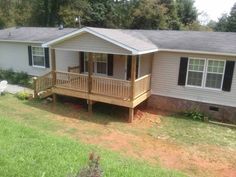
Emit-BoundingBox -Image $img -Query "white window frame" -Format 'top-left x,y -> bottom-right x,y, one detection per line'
204,59 -> 226,90
185,57 -> 226,91
84,53 -> 108,76
32,46 -> 46,68
186,57 -> 206,88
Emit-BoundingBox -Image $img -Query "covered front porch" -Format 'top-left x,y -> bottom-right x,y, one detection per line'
34,27 -> 155,122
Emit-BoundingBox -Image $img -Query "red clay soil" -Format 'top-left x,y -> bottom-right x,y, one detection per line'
52,108 -> 236,177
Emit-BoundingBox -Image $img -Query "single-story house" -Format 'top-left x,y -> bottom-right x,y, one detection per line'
0,26 -> 236,123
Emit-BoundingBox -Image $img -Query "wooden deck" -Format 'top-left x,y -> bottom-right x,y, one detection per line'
34,71 -> 151,109
34,51 -> 151,122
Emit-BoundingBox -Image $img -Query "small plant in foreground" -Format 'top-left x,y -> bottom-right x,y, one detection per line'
71,153 -> 103,177
184,109 -> 204,121
16,91 -> 31,100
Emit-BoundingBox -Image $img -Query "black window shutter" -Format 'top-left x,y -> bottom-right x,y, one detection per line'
44,48 -> 50,68
136,56 -> 139,79
108,54 -> 114,76
222,61 -> 235,92
178,57 -> 188,86
80,52 -> 84,73
28,46 -> 32,66
126,56 -> 132,80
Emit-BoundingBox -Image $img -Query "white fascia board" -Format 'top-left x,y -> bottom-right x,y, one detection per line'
135,48 -> 158,55
158,48 -> 236,57
53,47 -> 132,55
42,28 -> 86,47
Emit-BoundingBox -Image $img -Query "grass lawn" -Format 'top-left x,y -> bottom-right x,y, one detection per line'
0,94 -> 185,177
149,115 -> 236,148
0,94 -> 236,177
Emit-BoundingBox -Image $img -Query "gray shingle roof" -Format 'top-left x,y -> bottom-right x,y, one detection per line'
0,27 -> 77,43
87,27 -> 236,55
87,27 -> 157,53
1,26 -> 236,55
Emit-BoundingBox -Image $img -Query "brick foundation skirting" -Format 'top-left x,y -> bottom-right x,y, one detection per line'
147,95 -> 236,124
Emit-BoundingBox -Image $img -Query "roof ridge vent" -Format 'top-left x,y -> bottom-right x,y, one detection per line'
59,24 -> 64,30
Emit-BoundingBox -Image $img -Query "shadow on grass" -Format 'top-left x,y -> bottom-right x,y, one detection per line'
23,95 -> 129,125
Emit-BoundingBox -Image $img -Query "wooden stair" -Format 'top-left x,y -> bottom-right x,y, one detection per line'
37,88 -> 53,99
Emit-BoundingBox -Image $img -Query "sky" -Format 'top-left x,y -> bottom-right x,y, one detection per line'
194,0 -> 236,23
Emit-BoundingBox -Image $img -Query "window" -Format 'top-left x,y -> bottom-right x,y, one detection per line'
187,58 -> 205,87
205,60 -> 225,89
84,53 -> 108,75
95,54 -> 107,74
186,58 -> 226,90
32,47 -> 45,67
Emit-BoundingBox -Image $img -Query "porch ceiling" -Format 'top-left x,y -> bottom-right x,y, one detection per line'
42,27 -> 158,55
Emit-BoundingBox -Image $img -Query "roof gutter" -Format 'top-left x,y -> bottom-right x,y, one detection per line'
0,39 -> 43,44
158,48 -> 236,57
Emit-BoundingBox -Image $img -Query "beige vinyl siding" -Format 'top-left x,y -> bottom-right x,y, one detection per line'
152,52 -> 236,107
53,32 -> 132,55
140,53 -> 153,77
55,50 -> 79,72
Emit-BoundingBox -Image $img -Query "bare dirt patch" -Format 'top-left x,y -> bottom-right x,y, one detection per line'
42,103 -> 236,177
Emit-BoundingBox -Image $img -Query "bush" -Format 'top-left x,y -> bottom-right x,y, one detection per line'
71,153 -> 103,177
0,69 -> 32,87
16,91 -> 31,100
184,109 -> 204,121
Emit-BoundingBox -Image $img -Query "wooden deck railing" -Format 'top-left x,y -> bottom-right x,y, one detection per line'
35,71 -> 151,101
55,71 -> 88,92
134,74 -> 151,98
34,71 -> 53,93
68,66 -> 80,73
92,76 -> 131,99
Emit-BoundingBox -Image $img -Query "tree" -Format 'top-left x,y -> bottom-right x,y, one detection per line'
161,0 -> 181,30
0,0 -> 14,28
207,20 -> 217,30
131,0 -> 167,29
14,0 -> 32,26
59,0 -> 90,27
28,0 -> 63,27
176,0 -> 198,26
214,3 -> 236,32
227,3 -> 236,32
214,14 -> 229,32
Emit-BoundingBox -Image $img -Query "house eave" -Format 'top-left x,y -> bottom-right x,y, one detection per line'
158,48 -> 236,57
0,39 -> 43,44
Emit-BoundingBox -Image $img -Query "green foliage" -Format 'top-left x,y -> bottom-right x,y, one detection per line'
73,153 -> 103,177
215,3 -> 236,32
0,69 -> 32,87
176,0 -> 198,25
0,0 -> 201,30
184,109 -> 204,121
131,0 -> 168,29
16,91 -> 31,100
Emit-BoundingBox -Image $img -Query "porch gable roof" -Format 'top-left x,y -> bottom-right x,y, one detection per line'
42,27 -> 158,55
